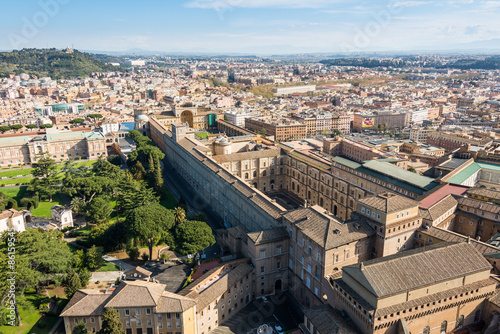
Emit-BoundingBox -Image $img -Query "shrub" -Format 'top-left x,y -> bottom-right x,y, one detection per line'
126,247 -> 140,261
141,253 -> 149,261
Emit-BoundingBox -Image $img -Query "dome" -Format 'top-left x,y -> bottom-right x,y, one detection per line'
219,137 -> 229,143
136,114 -> 149,121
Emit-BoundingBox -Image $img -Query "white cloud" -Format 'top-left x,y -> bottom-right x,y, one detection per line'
390,1 -> 429,7
185,0 -> 342,9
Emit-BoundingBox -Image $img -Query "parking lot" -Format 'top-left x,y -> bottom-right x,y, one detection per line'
211,293 -> 302,334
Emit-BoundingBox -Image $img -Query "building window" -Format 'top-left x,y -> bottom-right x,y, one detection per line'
125,309 -> 130,316
260,249 -> 266,258
146,308 -> 151,315
261,266 -> 265,273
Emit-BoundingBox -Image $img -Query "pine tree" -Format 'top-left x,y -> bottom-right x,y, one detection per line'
98,308 -> 125,334
65,268 -> 82,298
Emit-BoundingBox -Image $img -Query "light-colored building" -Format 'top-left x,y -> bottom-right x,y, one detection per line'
273,85 -> 316,96
0,208 -> 31,233
50,205 -> 74,229
333,242 -> 496,334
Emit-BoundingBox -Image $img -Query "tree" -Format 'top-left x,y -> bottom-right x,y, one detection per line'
129,161 -> 147,180
126,247 -> 140,261
39,123 -> 53,129
174,207 -> 186,225
258,128 -> 267,137
30,155 -> 58,202
10,124 -> 23,131
107,154 -> 122,166
98,307 -> 125,334
126,204 -> 175,260
26,124 -> 37,130
69,118 -> 85,125
88,114 -> 103,126
87,196 -> 113,224
16,229 -> 75,274
79,269 -> 91,287
63,176 -> 114,205
0,125 -> 11,133
174,220 -> 215,256
70,197 -> 85,216
117,177 -> 158,215
408,166 -> 417,173
72,322 -> 89,334
86,245 -> 103,270
65,268 -> 82,298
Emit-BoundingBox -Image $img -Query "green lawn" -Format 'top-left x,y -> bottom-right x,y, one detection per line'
0,177 -> 33,185
0,168 -> 33,178
71,224 -> 95,236
160,189 -> 178,210
0,290 -> 59,334
195,132 -> 208,139
0,186 -> 27,203
97,261 -> 121,272
31,193 -> 65,217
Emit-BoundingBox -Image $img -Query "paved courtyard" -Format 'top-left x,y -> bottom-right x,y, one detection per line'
210,293 -> 302,334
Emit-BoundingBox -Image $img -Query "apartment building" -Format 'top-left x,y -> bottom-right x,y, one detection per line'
245,117 -> 307,141
426,132 -> 492,152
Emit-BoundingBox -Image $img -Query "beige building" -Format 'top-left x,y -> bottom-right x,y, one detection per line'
333,242 -> 496,334
245,117 -> 307,141
0,130 -> 106,167
61,280 -> 197,334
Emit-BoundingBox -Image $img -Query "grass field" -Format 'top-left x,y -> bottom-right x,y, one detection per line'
195,132 -> 208,139
0,168 -> 33,178
0,177 -> 33,185
0,290 -> 62,334
97,261 -> 121,272
0,186 -> 27,202
31,193 -> 65,217
160,189 -> 178,210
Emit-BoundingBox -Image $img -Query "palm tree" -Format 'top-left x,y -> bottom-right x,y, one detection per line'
174,207 -> 186,225
70,197 -> 84,217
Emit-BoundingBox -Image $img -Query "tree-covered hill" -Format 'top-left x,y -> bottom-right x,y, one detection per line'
0,48 -> 124,79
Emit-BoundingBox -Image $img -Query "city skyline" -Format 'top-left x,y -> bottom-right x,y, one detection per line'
2,0 -> 500,54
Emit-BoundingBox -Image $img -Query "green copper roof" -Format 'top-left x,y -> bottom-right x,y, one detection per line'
446,162 -> 481,185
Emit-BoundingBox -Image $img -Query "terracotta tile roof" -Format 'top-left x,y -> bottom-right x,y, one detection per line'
124,266 -> 153,277
284,206 -> 375,250
418,183 -> 468,209
342,242 -> 491,299
156,291 -> 197,313
183,262 -> 254,311
0,209 -> 25,220
467,187 -> 500,201
105,280 -> 166,308
247,227 -> 289,245
304,304 -> 359,334
358,193 -> 419,213
60,290 -> 112,317
419,226 -> 499,255
419,194 -> 458,222
457,197 -> 500,214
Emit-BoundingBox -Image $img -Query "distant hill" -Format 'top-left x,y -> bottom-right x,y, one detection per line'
0,48 -> 123,79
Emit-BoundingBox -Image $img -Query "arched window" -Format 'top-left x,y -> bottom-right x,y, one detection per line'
440,321 -> 447,333
263,170 -> 267,177
253,171 -> 257,177
245,173 -> 249,179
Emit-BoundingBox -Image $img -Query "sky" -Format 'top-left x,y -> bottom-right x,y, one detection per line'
1,0 -> 500,54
